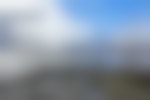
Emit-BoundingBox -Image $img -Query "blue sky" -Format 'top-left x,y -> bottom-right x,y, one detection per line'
62,0 -> 150,33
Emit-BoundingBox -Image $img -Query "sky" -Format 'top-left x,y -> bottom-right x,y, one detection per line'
63,0 -> 150,33
0,0 -> 150,43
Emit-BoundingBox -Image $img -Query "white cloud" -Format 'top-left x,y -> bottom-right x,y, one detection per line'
9,0 -> 90,47
0,0 -> 38,12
